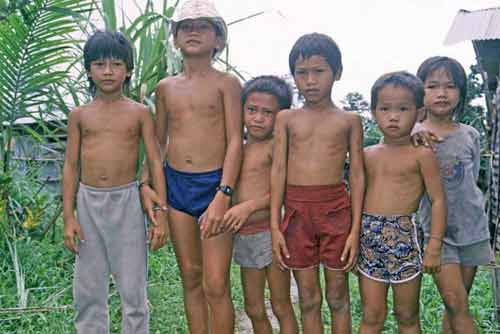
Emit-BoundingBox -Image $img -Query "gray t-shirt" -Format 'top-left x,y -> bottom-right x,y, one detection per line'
419,124 -> 490,246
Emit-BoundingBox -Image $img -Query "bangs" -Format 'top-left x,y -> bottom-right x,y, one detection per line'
83,31 -> 134,72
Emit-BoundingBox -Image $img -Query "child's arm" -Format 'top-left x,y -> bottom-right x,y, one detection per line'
200,75 -> 243,239
419,148 -> 447,273
141,106 -> 168,251
270,112 -> 289,269
62,109 -> 84,254
342,114 -> 365,271
139,82 -> 169,224
224,194 -> 270,232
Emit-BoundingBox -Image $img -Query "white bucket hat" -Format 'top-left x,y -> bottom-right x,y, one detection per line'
171,0 -> 228,58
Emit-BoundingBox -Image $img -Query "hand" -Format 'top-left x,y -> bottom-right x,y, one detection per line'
341,232 -> 359,272
271,229 -> 290,270
148,210 -> 168,251
423,249 -> 441,274
411,130 -> 443,151
223,202 -> 252,233
63,216 -> 85,254
139,184 -> 162,226
199,192 -> 230,239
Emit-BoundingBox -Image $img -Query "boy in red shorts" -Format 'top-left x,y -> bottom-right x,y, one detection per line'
270,33 -> 365,334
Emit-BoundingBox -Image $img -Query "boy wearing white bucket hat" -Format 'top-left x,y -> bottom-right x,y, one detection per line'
140,1 -> 242,333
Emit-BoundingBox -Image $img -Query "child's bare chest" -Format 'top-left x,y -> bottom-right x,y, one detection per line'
289,118 -> 348,148
167,84 -> 223,120
368,152 -> 419,180
80,112 -> 140,140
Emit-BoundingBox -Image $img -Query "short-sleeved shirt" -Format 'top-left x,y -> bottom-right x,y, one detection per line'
419,124 -> 490,246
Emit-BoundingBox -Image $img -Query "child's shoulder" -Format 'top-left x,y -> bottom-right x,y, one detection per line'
458,123 -> 480,139
214,70 -> 241,90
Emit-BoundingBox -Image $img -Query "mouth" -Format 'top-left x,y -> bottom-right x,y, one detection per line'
434,101 -> 449,107
102,80 -> 115,85
186,39 -> 201,44
248,125 -> 265,131
305,89 -> 320,95
387,125 -> 399,130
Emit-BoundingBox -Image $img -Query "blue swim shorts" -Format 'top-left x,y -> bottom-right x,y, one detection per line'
357,213 -> 423,284
164,162 -> 222,219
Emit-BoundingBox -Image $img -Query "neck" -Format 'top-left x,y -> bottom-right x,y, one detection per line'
246,135 -> 271,144
183,55 -> 213,77
383,134 -> 412,146
95,90 -> 124,103
304,97 -> 335,111
426,112 -> 454,126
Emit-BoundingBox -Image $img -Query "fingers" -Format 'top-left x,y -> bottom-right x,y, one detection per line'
147,206 -> 159,226
76,224 -> 85,243
64,236 -> 77,254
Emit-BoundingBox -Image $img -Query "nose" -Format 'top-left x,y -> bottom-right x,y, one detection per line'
253,111 -> 265,122
306,72 -> 316,85
103,62 -> 112,74
388,111 -> 399,121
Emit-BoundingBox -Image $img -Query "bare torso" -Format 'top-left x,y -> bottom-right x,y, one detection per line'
363,143 -> 425,215
234,139 -> 273,223
78,98 -> 145,187
286,108 -> 352,185
159,70 -> 228,172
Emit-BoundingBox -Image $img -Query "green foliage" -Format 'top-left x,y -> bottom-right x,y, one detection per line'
341,91 -> 382,146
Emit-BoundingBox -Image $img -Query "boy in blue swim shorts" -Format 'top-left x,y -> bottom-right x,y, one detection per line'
357,71 -> 447,334
139,1 -> 242,333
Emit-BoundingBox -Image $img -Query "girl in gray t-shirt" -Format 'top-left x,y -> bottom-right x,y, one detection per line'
416,56 -> 492,334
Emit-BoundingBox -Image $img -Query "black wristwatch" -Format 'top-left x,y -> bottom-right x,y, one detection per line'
216,184 -> 233,197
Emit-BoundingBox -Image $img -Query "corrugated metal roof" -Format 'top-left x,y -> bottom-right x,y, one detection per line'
444,7 -> 500,45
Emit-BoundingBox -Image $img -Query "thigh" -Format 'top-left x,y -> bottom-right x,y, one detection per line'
358,275 -> 389,310
392,276 -> 421,315
267,262 -> 292,302
293,267 -> 322,301
324,268 -> 349,299
460,266 -> 477,293
433,264 -> 468,304
202,231 -> 233,283
168,208 -> 203,275
241,267 -> 267,306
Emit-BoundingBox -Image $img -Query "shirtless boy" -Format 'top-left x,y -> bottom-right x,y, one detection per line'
358,71 -> 446,334
62,31 -> 167,334
227,75 -> 298,334
139,1 -> 242,333
270,33 -> 365,334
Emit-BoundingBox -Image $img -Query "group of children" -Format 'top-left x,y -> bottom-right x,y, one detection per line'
61,1 -> 493,333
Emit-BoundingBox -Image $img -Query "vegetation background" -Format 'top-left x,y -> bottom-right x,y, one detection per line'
0,0 -> 497,333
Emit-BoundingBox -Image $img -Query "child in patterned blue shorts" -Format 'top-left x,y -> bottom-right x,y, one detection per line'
357,71 -> 447,333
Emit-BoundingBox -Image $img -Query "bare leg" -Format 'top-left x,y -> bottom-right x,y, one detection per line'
293,267 -> 323,334
434,264 -> 478,334
202,232 -> 234,334
168,208 -> 208,334
267,263 -> 299,334
358,275 -> 389,334
441,265 -> 477,334
324,269 -> 351,334
392,275 -> 422,334
240,267 -> 273,334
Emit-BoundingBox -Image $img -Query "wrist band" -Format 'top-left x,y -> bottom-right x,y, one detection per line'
138,180 -> 150,190
428,235 -> 443,242
152,204 -> 168,212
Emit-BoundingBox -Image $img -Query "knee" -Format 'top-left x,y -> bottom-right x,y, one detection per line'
299,287 -> 322,315
362,305 -> 387,327
393,307 -> 419,327
325,289 -> 349,313
203,277 -> 229,302
180,263 -> 203,290
245,302 -> 268,322
270,296 -> 293,318
441,290 -> 469,317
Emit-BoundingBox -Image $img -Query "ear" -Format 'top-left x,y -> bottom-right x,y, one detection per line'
334,67 -> 342,81
417,107 -> 427,122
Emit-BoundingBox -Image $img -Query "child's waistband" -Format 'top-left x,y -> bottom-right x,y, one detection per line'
238,218 -> 270,235
79,180 -> 138,192
164,161 -> 223,178
285,183 -> 348,202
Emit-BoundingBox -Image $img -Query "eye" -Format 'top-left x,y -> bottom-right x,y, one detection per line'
246,106 -> 256,113
447,83 -> 456,89
315,68 -> 325,73
425,84 -> 437,89
400,106 -> 409,112
378,106 -> 388,113
295,69 -> 306,76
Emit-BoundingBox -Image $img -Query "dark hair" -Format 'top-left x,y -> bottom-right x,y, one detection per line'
288,33 -> 342,77
83,31 -> 134,95
371,71 -> 424,111
241,75 -> 292,110
416,56 -> 467,119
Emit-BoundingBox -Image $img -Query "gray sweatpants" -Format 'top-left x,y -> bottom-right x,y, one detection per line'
74,181 -> 148,334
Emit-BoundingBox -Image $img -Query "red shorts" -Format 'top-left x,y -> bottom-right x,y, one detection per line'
280,183 -> 351,270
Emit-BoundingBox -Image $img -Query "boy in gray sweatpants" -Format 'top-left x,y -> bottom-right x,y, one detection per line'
62,31 -> 168,334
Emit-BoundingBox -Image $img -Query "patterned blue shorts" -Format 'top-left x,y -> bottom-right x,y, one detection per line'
357,213 -> 423,284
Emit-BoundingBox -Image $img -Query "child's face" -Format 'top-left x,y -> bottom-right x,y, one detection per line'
423,67 -> 460,119
174,19 -> 221,57
88,58 -> 130,94
293,55 -> 334,104
243,92 -> 280,141
373,85 -> 419,139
